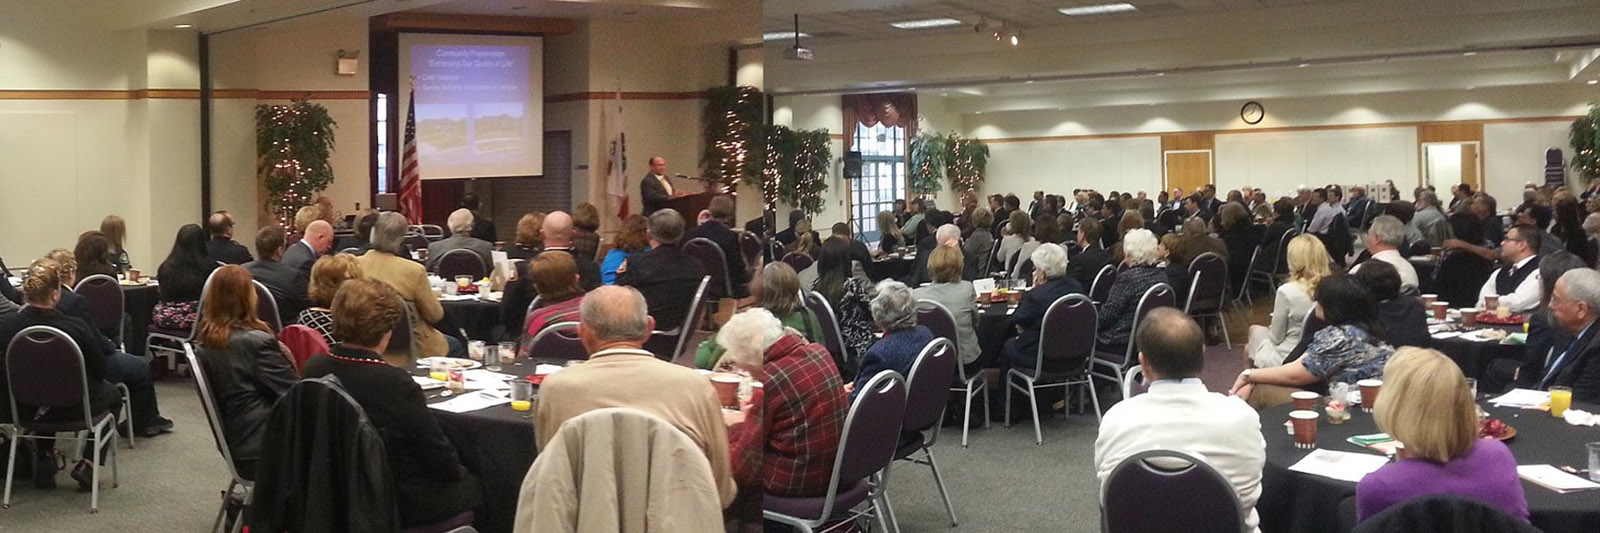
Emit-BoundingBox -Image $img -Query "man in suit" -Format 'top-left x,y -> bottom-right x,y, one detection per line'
1536,269 -> 1600,403
1065,220 -> 1111,291
683,195 -> 750,299
1345,186 -> 1374,232
639,156 -> 675,215
1095,308 -> 1265,531
617,209 -> 707,339
333,212 -> 379,254
461,193 -> 497,243
205,211 -> 254,265
283,219 -> 334,280
1028,190 -> 1045,219
425,208 -> 495,272
244,225 -> 309,327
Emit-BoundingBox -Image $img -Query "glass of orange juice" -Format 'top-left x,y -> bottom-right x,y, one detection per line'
510,380 -> 534,412
1551,386 -> 1573,417
428,360 -> 448,382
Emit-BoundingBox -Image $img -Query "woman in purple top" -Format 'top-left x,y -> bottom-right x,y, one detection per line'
1356,347 -> 1528,522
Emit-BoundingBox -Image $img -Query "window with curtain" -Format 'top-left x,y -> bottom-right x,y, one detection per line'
842,93 -> 916,243
375,93 -> 389,194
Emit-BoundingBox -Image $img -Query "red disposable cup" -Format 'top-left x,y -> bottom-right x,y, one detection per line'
1290,391 -> 1320,411
1358,379 -> 1382,412
710,374 -> 741,409
1484,295 -> 1500,310
1420,294 -> 1437,307
1290,410 -> 1319,448
1430,302 -> 1449,320
1461,309 -> 1479,328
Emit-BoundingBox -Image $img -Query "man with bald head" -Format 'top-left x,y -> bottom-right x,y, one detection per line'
425,208 -> 494,272
283,218 -> 334,279
205,211 -> 254,265
500,210 -> 601,335
532,285 -> 736,507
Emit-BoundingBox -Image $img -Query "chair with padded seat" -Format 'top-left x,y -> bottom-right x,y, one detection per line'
646,276 -> 708,362
1122,365 -> 1147,400
435,249 -> 487,281
183,338 -> 256,532
1184,252 -> 1230,346
74,274 -> 125,348
523,322 -> 585,361
885,338 -> 960,527
252,280 -> 282,333
1005,294 -> 1102,445
1101,449 -> 1244,533
278,324 -> 329,374
4,326 -> 121,512
147,270 -> 219,371
802,291 -> 849,370
738,231 -> 764,271
683,237 -> 734,301
1090,283 -> 1175,394
783,252 -> 815,273
1089,264 -> 1117,305
915,300 -> 988,447
763,370 -> 907,533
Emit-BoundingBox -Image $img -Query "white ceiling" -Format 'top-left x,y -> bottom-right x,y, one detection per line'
114,0 -> 752,34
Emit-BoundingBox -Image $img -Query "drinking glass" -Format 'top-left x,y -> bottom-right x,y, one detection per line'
484,344 -> 501,371
510,380 -> 534,412
428,360 -> 447,382
1587,442 -> 1600,482
498,341 -> 516,365
1551,386 -> 1574,417
467,340 -> 486,362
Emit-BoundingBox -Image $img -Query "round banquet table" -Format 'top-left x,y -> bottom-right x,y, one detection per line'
976,300 -> 1020,365
440,296 -> 503,342
122,282 -> 158,357
1429,322 -> 1525,380
864,256 -> 914,282
411,357 -> 544,533
1257,401 -> 1600,533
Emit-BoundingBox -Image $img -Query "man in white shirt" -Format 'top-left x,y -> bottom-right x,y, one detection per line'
1352,215 -> 1418,292
1306,188 -> 1345,235
1477,225 -> 1543,313
1095,308 -> 1266,532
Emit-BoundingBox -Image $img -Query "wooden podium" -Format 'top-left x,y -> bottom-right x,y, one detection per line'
665,192 -> 717,229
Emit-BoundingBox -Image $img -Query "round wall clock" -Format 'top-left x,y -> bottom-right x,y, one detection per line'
1241,101 -> 1265,125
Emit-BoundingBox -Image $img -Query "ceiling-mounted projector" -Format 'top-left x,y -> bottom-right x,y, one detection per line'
783,14 -> 813,61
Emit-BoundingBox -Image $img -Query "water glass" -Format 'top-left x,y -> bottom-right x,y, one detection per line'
484,344 -> 501,366
1587,442 -> 1600,482
1465,378 -> 1478,399
498,341 -> 516,365
467,340 -> 486,362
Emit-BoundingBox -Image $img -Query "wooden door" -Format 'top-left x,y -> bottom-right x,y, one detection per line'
1164,150 -> 1214,195
1460,143 -> 1480,191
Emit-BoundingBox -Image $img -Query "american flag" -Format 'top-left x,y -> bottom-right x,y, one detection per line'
398,89 -> 423,224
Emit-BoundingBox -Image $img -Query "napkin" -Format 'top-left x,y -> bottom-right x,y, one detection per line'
1489,388 -> 1550,409
973,278 -> 996,294
1562,408 -> 1600,427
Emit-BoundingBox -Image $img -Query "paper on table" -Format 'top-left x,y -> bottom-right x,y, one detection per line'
428,390 -> 512,413
1431,331 -> 1463,340
1490,388 -> 1550,408
439,294 -> 477,302
411,376 -> 445,390
493,251 -> 516,280
1517,465 -> 1600,494
463,369 -> 515,382
973,278 -> 996,294
1286,449 -> 1390,483
534,364 -> 565,376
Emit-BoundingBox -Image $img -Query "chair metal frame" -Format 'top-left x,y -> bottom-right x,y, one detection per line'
1122,365 -> 1145,400
147,270 -> 218,371
418,224 -> 446,241
1100,449 -> 1245,533
74,274 -> 125,349
803,290 -> 849,367
1245,228 -> 1300,304
3,326 -> 121,512
1005,294 -> 1102,445
390,294 -> 419,360
434,249 -> 488,280
914,300 -> 988,447
763,371 -> 906,533
683,237 -> 734,300
252,280 -> 282,333
524,321 -> 583,361
1184,252 -> 1231,347
886,338 -> 959,527
648,276 -> 709,362
1090,283 -> 1174,393
782,251 -> 815,273
1089,264 -> 1117,305
183,341 -> 254,532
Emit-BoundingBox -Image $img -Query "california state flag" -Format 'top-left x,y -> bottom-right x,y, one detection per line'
604,94 -> 628,219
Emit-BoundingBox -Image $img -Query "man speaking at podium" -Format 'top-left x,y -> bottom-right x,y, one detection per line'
640,156 -> 677,215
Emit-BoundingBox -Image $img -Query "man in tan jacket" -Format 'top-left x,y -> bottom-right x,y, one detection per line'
534,285 -> 737,507
357,212 -> 460,358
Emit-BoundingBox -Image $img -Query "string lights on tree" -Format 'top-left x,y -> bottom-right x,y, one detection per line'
910,129 -> 990,196
1573,101 -> 1600,184
256,99 -> 336,228
702,86 -> 764,192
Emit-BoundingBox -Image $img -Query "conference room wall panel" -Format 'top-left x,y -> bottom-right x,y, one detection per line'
1213,127 -> 1417,197
1483,121 -> 1574,208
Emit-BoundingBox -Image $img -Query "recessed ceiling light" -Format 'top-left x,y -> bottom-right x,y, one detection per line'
1463,51 -> 1477,56
1059,3 -> 1138,16
1025,80 -> 1036,84
1465,86 -> 1476,90
1298,63 -> 1310,67
174,23 -> 193,29
889,18 -> 963,30
1588,80 -> 1598,85
763,31 -> 810,41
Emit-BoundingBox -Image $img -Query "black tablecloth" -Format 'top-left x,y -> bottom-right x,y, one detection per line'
864,257 -> 913,282
1259,401 -> 1600,533
413,358 -> 542,533
977,301 -> 1020,366
123,283 -> 158,357
441,298 -> 503,342
1429,324 -> 1524,380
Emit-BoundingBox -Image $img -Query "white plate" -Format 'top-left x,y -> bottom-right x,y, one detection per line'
415,357 -> 482,370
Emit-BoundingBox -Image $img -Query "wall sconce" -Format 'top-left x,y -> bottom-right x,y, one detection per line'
336,49 -> 360,76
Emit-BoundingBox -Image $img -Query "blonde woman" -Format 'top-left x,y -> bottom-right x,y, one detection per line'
101,215 -> 131,272
297,253 -> 364,345
875,210 -> 905,255
1247,234 -> 1332,368
1356,348 -> 1527,522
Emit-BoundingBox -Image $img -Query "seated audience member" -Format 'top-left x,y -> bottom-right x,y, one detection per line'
963,208 -> 996,279
1217,203 -> 1264,294
302,279 -> 482,527
1231,275 -> 1395,409
194,265 -> 300,479
244,225 -> 310,326
425,208 -> 495,272
516,252 -> 587,357
460,193 -> 496,243
570,202 -> 603,263
1065,219 -> 1111,290
683,195 -> 751,299
999,244 -> 1086,372
534,285 -> 737,507
996,210 -> 1035,275
1498,252 -> 1588,392
1248,235 -> 1331,368
206,211 -> 255,265
1095,308 -> 1265,531
1411,191 -> 1451,247
789,219 -> 819,261
876,210 -> 905,256
1097,229 -> 1168,356
1014,216 -> 1060,280
1351,260 -> 1429,349
827,222 -> 874,273
505,212 -> 546,261
1352,215 -> 1419,292
616,209 -> 707,339
1257,199 -> 1297,271
1476,225 -> 1544,313
296,253 -> 363,345
154,224 -> 220,331
1553,197 -> 1594,265
502,211 -> 602,336
777,209 -> 807,247
914,247 -> 983,373
701,262 -> 824,369
1528,269 -> 1600,403
1170,216 -> 1228,267
358,212 -> 462,358
810,241 -> 874,373
1357,348 -> 1527,522
718,308 -> 847,496
331,209 -> 376,252
282,219 -> 333,280
1475,195 -> 1506,246
73,231 -> 120,281
850,280 -> 933,399
600,214 -> 650,285
1384,201 -> 1427,250
1513,203 -> 1564,256
101,214 -> 132,272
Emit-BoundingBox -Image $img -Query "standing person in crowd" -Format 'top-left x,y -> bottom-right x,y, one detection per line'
425,208 -> 494,272
154,224 -> 220,331
193,265 -> 299,480
74,231 -> 120,281
915,247 -> 983,372
683,195 -> 750,299
1475,194 -> 1505,245
205,211 -> 254,265
570,202 -> 603,263
1353,216 -> 1419,292
1356,348 -> 1527,523
505,212 -> 546,261
516,252 -> 588,357
244,225 -> 310,327
1096,308 -> 1265,531
848,280 -> 933,399
600,214 -> 650,285
358,212 -> 462,359
1232,275 -> 1395,409
963,208 -> 996,280
460,193 -> 496,243
1411,191 -> 1451,247
1097,230 -> 1168,356
100,215 -> 132,272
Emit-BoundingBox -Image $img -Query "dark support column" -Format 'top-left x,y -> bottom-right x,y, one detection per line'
199,32 -> 213,216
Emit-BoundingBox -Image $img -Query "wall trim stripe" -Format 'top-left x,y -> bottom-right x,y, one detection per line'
544,91 -> 705,103
977,115 -> 1582,144
0,89 -> 371,101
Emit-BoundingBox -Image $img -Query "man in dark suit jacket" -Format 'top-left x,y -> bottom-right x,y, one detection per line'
639,156 -> 675,215
244,225 -> 309,327
1064,220 -> 1111,291
1536,270 -> 1600,403
682,195 -> 750,299
332,212 -> 379,254
283,219 -> 334,280
500,211 -> 601,336
617,209 -> 706,334
206,211 -> 254,265
997,244 -> 1084,373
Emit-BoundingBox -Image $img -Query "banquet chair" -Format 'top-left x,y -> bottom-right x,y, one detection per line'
738,231 -> 764,270
183,341 -> 255,532
252,280 -> 282,333
1350,494 -> 1540,533
403,235 -> 431,256
74,274 -> 125,348
4,326 -> 121,512
419,224 -> 446,241
147,270 -> 218,371
518,296 -> 543,342
1006,294 -> 1102,445
915,300 -> 988,447
1089,264 -> 1117,305
768,240 -> 786,264
387,295 -> 418,360
886,338 -> 959,527
1240,245 -> 1263,307
683,237 -> 734,300
435,250 -> 487,280
525,322 -> 585,361
278,325 -> 329,374
1015,257 -> 1036,283
764,370 -> 907,533
1090,283 -> 1175,393
782,252 -> 815,273
1121,365 -> 1146,399
646,276 -> 708,362
340,247 -> 362,255
802,290 -> 849,369
1246,229 -> 1299,299
1184,252 -> 1230,346
1101,449 -> 1243,533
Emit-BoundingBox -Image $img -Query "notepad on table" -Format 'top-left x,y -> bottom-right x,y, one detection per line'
1489,389 -> 1550,409
1517,465 -> 1600,494
1287,449 -> 1390,483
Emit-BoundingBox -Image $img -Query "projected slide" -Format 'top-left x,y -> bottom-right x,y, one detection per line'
400,34 -> 545,179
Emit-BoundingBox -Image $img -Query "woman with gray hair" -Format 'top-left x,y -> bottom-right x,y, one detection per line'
997,243 -> 1087,373
1097,229 -> 1170,355
848,280 -> 933,399
357,211 -> 463,358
